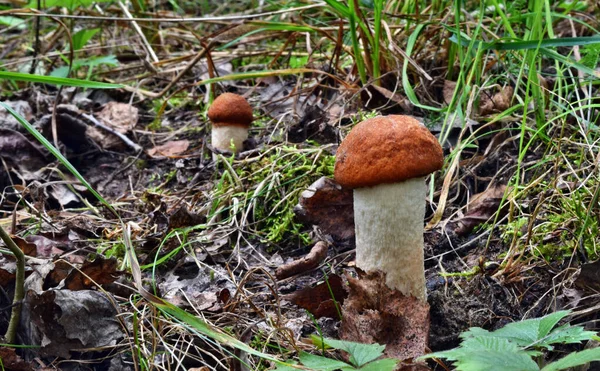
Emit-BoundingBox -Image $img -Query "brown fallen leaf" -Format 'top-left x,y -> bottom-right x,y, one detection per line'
12,235 -> 37,256
0,347 -> 33,371
46,260 -> 73,289
443,80 -> 457,105
284,274 -> 346,319
147,139 -> 190,158
340,270 -> 429,362
478,86 -> 513,115
25,234 -> 69,258
276,241 -> 328,280
574,260 -> 600,292
454,184 -> 508,236
0,128 -> 48,173
294,177 -> 354,243
63,256 -> 120,290
0,255 -> 18,286
96,101 -> 139,132
168,205 -> 206,230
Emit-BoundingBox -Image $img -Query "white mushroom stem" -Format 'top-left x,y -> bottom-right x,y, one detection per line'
353,176 -> 427,301
212,125 -> 248,153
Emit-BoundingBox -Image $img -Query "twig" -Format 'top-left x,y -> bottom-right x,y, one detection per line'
117,1 -> 159,64
6,3 -> 326,22
0,226 -> 25,344
80,112 -> 143,153
275,241 -> 328,280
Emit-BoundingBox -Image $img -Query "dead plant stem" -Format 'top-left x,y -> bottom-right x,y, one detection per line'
0,225 -> 24,344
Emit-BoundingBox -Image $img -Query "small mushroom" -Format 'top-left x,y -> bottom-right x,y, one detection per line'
207,93 -> 253,154
334,115 -> 443,301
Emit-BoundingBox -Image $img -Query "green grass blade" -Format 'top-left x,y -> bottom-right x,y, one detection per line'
402,24 -> 442,112
123,226 -> 296,367
372,0 -> 383,83
0,71 -> 122,89
321,0 -> 351,18
449,34 -> 600,51
0,102 -> 118,217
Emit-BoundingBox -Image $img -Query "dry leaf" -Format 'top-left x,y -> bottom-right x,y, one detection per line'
294,177 -> 354,243
147,139 -> 190,158
478,86 -> 513,115
276,241 -> 328,280
25,289 -> 122,358
96,101 -> 139,133
63,256 -> 120,290
340,270 -> 430,362
284,274 -> 346,319
454,184 -> 508,236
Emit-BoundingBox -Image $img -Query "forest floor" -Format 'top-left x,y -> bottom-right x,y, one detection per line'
1,1 -> 600,370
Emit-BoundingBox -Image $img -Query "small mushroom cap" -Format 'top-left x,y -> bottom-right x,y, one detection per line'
207,93 -> 253,128
334,115 -> 443,189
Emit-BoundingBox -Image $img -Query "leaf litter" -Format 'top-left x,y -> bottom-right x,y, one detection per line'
1,2 -> 600,371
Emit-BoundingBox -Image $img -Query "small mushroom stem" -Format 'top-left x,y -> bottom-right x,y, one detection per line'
353,177 -> 427,301
211,126 -> 248,153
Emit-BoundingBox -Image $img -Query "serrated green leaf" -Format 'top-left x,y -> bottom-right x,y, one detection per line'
299,351 -> 352,370
538,311 -> 571,338
542,347 -> 600,371
462,311 -> 594,350
539,324 -> 599,349
318,337 -> 385,367
420,336 -> 539,371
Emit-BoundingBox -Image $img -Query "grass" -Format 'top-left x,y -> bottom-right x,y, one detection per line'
2,0 -> 600,369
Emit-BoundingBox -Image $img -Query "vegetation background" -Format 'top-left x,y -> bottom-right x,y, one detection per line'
1,0 -> 600,370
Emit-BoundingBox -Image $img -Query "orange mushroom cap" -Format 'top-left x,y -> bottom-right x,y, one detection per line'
207,93 -> 253,128
334,115 -> 443,189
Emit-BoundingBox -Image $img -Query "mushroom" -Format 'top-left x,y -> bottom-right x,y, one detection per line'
207,93 -> 253,154
334,115 -> 443,301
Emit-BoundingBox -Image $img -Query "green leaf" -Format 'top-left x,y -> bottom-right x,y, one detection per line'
0,16 -> 26,29
322,0 -> 351,18
0,71 -> 121,89
316,337 -> 385,367
0,102 -> 116,215
449,34 -> 600,51
299,351 -> 352,370
462,311 -> 596,350
84,55 -> 120,68
50,66 -> 72,78
420,336 -> 539,371
352,358 -> 398,371
542,347 -> 600,371
72,28 -> 100,51
26,0 -> 113,10
538,311 -> 571,338
403,24 -> 443,112
540,324 -> 599,349
272,360 -> 302,371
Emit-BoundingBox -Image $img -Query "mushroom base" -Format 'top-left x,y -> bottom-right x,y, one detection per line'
212,126 -> 248,153
353,177 -> 426,301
